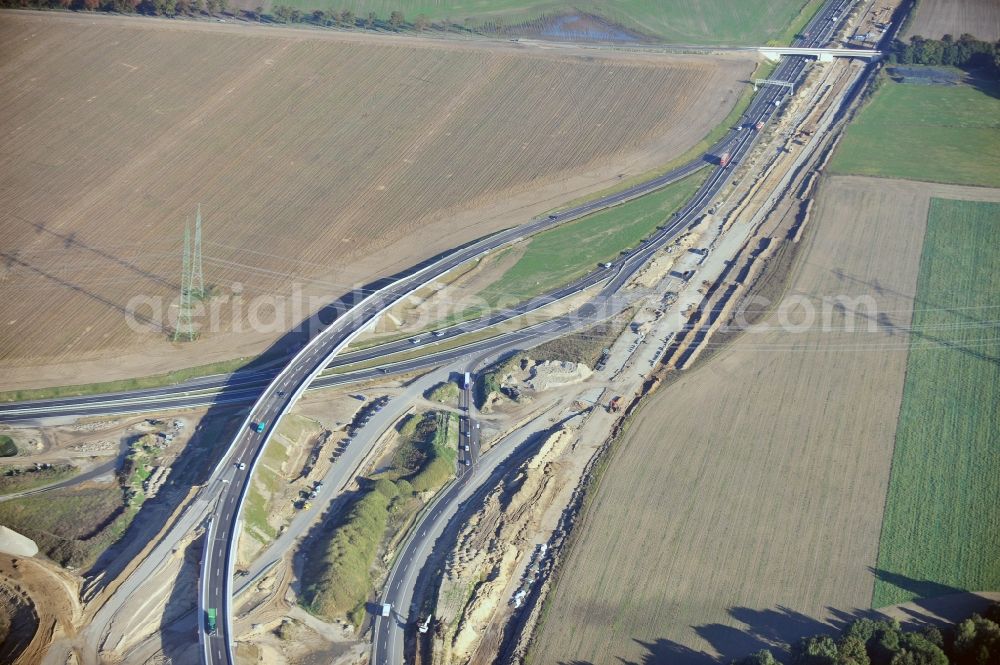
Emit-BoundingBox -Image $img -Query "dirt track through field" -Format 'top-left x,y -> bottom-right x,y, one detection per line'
529,175 -> 965,664
906,0 -> 1000,41
0,11 -> 753,388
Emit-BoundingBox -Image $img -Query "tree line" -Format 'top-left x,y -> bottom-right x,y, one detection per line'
0,0 -> 440,30
888,33 -> 1000,75
267,6 -> 421,30
0,0 -> 228,17
734,603 -> 999,665
1,0 -> 531,35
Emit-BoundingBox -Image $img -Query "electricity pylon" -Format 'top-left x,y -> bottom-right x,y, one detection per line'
193,203 -> 205,299
173,220 -> 195,342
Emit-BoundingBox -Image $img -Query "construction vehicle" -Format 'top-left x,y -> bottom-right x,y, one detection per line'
206,608 -> 218,634
718,151 -> 731,168
608,396 -> 623,413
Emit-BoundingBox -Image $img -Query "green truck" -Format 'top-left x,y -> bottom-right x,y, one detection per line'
206,608 -> 218,634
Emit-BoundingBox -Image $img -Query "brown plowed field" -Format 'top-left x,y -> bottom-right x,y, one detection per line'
906,0 -> 1000,41
529,176 -> 954,664
0,11 -> 752,388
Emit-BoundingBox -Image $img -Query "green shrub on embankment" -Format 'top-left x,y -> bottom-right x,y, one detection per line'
301,481 -> 395,621
407,412 -> 458,493
301,410 -> 458,624
0,435 -> 16,457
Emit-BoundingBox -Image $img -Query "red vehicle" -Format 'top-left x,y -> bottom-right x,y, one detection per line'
719,151 -> 732,168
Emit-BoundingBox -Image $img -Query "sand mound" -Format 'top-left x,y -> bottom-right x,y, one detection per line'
527,361 -> 592,392
0,579 -> 39,665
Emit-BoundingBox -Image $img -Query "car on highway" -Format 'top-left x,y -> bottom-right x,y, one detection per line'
237,462 -> 246,470
381,603 -> 391,617
253,421 -> 266,433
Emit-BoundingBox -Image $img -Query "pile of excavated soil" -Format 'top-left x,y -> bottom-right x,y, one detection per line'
0,579 -> 39,665
436,426 -> 573,663
527,361 -> 592,392
0,555 -> 81,665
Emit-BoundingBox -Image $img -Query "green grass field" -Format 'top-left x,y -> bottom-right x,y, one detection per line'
477,171 -> 706,307
271,0 -> 814,45
873,198 -> 1000,607
831,77 -> 1000,188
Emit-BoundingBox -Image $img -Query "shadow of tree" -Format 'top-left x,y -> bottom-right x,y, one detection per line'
869,566 -> 966,601
632,637 -> 720,664
620,572 -> 992,665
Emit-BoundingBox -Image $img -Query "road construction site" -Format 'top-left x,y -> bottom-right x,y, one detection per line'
0,1 -> 897,662
404,52 -> 879,665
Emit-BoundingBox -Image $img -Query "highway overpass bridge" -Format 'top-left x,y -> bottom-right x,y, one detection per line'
759,46 -> 882,62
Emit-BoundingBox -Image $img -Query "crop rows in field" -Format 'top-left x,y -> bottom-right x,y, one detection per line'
907,0 -> 1000,41
529,176 -> 931,664
0,13 -> 751,368
873,198 -> 1000,607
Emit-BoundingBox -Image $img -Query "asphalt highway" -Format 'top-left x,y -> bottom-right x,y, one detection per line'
198,34 -> 811,657
0,0 -> 845,428
371,408 -> 566,665
369,2 -> 860,662
0,265 -> 615,422
0,6 -> 851,430
0,2 -> 858,661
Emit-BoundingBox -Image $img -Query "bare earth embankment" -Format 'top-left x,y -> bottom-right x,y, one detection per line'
906,0 -> 1000,41
528,176 -> 1000,664
0,11 -> 753,389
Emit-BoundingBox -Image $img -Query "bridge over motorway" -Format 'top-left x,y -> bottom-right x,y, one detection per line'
759,46 -> 882,61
